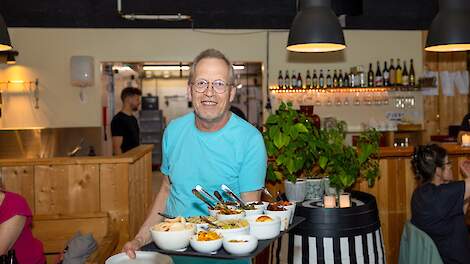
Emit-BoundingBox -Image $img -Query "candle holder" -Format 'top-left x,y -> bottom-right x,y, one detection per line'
323,195 -> 336,208
339,193 -> 351,208
462,133 -> 470,147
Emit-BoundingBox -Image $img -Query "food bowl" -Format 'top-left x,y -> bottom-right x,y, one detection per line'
223,234 -> 258,255
208,208 -> 220,217
283,203 -> 296,224
189,231 -> 223,254
216,209 -> 245,221
186,216 -> 216,232
150,227 -> 195,251
264,209 -> 290,231
243,207 -> 264,217
262,201 -> 269,211
211,219 -> 249,238
245,214 -> 281,240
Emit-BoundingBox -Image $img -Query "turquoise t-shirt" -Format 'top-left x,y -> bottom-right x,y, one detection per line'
160,112 -> 267,264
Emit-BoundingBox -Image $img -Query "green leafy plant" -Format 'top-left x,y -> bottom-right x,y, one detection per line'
263,102 -> 315,183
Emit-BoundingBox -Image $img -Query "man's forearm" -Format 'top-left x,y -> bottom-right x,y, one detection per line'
241,190 -> 262,203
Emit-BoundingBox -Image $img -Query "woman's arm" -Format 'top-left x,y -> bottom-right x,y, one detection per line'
0,215 -> 26,254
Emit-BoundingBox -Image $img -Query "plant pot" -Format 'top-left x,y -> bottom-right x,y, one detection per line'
284,179 -> 306,202
305,178 -> 324,201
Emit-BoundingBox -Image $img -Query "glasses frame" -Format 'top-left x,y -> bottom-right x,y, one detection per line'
191,79 -> 232,94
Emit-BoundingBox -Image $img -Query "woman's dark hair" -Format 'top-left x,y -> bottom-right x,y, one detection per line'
411,144 -> 447,183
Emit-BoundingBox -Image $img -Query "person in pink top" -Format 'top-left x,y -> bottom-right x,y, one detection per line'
0,180 -> 45,264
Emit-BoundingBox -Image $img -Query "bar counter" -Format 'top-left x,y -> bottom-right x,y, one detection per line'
355,143 -> 470,263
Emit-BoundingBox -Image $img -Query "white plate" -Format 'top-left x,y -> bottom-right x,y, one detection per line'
105,251 -> 169,264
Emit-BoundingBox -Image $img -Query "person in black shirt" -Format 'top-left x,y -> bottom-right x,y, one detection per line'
111,87 -> 142,155
410,144 -> 470,263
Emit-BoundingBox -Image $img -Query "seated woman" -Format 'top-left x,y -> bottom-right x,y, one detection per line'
0,180 -> 45,263
411,144 -> 470,263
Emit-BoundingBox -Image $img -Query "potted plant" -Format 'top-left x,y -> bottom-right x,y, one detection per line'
312,121 -> 381,207
263,102 -> 315,202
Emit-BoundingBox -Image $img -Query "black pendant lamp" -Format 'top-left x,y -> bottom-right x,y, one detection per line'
425,0 -> 470,52
6,52 -> 16,64
0,13 -> 12,51
287,0 -> 346,53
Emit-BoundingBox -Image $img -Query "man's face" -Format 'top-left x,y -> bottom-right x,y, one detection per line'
188,58 -> 235,123
128,95 -> 141,111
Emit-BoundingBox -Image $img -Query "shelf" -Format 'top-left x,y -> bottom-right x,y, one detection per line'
269,86 -> 420,94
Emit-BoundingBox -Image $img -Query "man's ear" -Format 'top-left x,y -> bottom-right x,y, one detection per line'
187,85 -> 192,101
229,86 -> 236,102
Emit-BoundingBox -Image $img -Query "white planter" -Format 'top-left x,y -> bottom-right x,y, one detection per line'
284,179 -> 306,202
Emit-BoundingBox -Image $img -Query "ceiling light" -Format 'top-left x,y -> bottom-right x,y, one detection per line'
425,0 -> 470,52
287,0 -> 346,53
0,13 -> 12,51
143,65 -> 190,71
6,53 -> 16,64
233,65 -> 245,70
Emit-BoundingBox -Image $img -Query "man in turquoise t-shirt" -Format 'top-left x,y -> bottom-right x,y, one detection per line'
122,49 -> 267,264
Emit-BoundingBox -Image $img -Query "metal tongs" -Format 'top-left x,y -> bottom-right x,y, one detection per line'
192,189 -> 216,210
221,184 -> 246,207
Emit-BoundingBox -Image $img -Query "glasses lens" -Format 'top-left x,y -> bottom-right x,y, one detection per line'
212,80 -> 226,93
194,80 -> 208,92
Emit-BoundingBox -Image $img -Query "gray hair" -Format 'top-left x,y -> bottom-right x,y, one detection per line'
188,49 -> 235,86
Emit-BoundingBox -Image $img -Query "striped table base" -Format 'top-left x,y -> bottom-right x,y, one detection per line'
269,229 -> 386,264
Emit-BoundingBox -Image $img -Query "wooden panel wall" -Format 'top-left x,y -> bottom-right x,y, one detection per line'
422,32 -> 468,140
1,166 -> 35,211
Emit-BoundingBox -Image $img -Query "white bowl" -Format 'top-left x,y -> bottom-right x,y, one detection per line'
262,201 -> 269,211
283,203 -> 296,224
105,251 -> 162,264
245,214 -> 281,240
190,234 -> 223,254
212,224 -> 249,238
216,211 -> 245,221
195,223 -> 209,232
246,201 -> 266,211
223,234 -> 258,255
150,225 -> 195,251
265,210 -> 290,231
243,207 -> 264,217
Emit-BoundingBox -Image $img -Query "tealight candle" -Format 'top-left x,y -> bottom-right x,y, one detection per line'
339,193 -> 351,208
324,195 -> 336,208
462,134 -> 470,147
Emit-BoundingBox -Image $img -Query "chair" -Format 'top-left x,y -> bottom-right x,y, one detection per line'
398,221 -> 443,264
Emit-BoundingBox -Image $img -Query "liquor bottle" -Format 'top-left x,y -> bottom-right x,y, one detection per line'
409,59 -> 416,87
375,61 -> 383,87
6,250 -> 18,264
338,69 -> 344,87
297,72 -> 303,89
306,70 -> 311,89
284,70 -> 290,90
389,59 -> 396,86
291,71 -> 297,89
402,60 -> 409,86
326,70 -> 332,88
333,70 -> 338,88
343,71 -> 350,87
319,70 -> 325,89
367,63 -> 374,87
312,69 -> 319,88
277,70 -> 283,89
383,61 -> 390,86
395,58 -> 403,85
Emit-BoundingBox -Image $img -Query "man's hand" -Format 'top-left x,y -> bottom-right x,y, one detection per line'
122,238 -> 142,259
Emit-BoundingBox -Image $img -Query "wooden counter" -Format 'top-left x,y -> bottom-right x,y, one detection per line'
355,143 -> 470,264
0,144 -> 154,256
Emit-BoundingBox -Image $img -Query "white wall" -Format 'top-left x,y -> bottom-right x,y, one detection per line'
0,28 -> 424,129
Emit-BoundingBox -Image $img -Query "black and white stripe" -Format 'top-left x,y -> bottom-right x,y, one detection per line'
280,228 -> 386,264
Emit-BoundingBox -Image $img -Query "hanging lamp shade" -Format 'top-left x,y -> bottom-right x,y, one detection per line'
6,52 -> 16,64
425,0 -> 470,52
287,0 -> 345,52
0,13 -> 12,51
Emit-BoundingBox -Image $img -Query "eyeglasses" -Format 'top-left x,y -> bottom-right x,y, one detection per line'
191,79 -> 231,94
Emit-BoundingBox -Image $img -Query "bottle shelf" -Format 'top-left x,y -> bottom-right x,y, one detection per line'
269,86 -> 420,94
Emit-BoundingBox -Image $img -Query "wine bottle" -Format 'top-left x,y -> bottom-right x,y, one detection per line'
396,58 -> 402,86
306,70 -> 311,89
297,72 -> 303,89
319,69 -> 325,89
312,69 -> 319,88
277,70 -> 283,89
383,61 -> 390,86
389,59 -> 396,86
402,60 -> 409,86
291,71 -> 297,89
333,70 -> 338,88
375,61 -> 383,87
338,69 -> 344,87
326,70 -> 332,88
410,59 -> 416,87
284,70 -> 290,90
367,63 -> 374,87
344,71 -> 350,88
